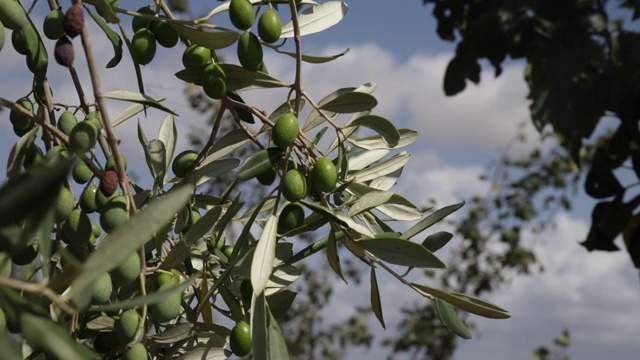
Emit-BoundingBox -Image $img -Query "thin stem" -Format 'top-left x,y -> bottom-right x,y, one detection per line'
79,16 -> 135,212
288,0 -> 303,114
0,276 -> 76,315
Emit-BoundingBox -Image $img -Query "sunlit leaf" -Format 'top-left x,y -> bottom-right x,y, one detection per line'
159,115 -> 177,182
281,1 -> 349,38
251,215 -> 278,295
347,191 -> 394,217
111,103 -> 145,127
349,128 -> 418,150
345,115 -> 400,147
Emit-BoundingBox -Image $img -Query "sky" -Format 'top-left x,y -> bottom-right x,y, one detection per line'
1,1 -> 640,359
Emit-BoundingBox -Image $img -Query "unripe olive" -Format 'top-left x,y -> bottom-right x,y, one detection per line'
72,160 -> 93,184
63,209 -> 93,247
281,169 -> 307,202
172,150 -> 198,178
229,0 -> 255,31
132,6 -> 156,33
106,153 -> 127,171
69,121 -> 98,154
258,9 -> 282,44
237,31 -> 262,72
80,185 -> 98,214
124,343 -> 148,360
151,284 -> 182,323
91,272 -> 113,304
100,195 -> 129,233
277,202 -> 305,235
154,21 -> 179,48
54,186 -> 75,223
310,157 -> 338,193
57,111 -> 78,136
131,28 -> 156,66
182,44 -> 211,69
112,251 -> 140,286
43,8 -> 65,40
115,309 -> 141,344
230,321 -> 252,357
272,112 -> 299,149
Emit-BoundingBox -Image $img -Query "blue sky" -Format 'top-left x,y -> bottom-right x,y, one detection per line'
1,1 -> 640,359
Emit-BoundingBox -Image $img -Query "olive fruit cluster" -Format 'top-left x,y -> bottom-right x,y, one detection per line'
130,6 -> 180,66
228,0 -> 285,72
51,3 -> 85,68
180,43 -> 228,100
0,0 -> 47,75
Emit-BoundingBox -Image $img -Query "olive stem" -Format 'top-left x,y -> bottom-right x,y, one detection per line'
79,12 -> 135,213
0,276 -> 76,315
288,0 -> 304,115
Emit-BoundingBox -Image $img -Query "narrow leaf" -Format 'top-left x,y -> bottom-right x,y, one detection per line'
182,206 -> 222,245
102,90 -> 177,115
169,23 -> 239,49
159,115 -> 177,182
111,103 -> 145,127
20,313 -> 97,359
370,267 -> 385,329
350,128 -> 419,150
85,6 -> 122,68
70,185 -> 194,307
237,148 -> 283,181
412,284 -> 510,319
345,115 -> 400,147
326,231 -> 346,282
435,298 -> 472,339
401,202 -> 465,240
320,92 -> 377,113
360,236 -> 446,268
251,293 -> 268,360
422,231 -> 453,253
219,64 -> 288,91
267,306 -> 290,359
347,191 -> 394,217
251,215 -> 278,295
195,158 -> 240,187
275,47 -> 349,63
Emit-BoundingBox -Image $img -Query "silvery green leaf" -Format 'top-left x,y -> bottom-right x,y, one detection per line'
251,215 -> 278,295
347,151 -> 409,183
281,1 -> 349,38
347,149 -> 389,171
350,129 -> 419,150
